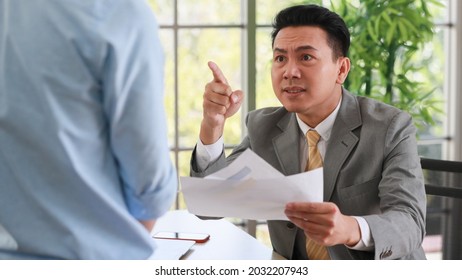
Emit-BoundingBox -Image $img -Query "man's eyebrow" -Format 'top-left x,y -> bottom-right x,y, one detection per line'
273,47 -> 287,53
296,45 -> 318,52
273,45 -> 318,53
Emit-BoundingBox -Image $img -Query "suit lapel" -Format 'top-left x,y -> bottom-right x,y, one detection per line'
271,112 -> 301,260
273,113 -> 301,176
323,90 -> 362,201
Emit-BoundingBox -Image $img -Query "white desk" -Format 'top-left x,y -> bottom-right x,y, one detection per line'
153,210 -> 284,260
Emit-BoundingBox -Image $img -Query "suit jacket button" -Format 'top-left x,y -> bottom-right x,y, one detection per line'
286,222 -> 295,229
380,249 -> 393,259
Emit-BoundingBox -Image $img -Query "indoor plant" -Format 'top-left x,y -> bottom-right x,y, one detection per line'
331,0 -> 444,130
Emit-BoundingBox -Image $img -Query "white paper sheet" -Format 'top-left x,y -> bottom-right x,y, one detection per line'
150,239 -> 194,260
181,149 -> 323,220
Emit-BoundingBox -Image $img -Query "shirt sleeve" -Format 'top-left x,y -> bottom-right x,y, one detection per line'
195,136 -> 224,170
100,2 -> 176,220
347,216 -> 374,251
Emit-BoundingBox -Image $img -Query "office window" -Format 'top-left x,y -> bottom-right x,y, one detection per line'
416,0 -> 452,160
149,0 -> 245,209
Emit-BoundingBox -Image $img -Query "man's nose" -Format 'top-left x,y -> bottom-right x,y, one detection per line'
283,60 -> 301,79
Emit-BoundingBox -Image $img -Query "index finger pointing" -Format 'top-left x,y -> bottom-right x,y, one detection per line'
208,61 -> 229,85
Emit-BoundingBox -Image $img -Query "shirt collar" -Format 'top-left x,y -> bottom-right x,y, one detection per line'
296,96 -> 342,142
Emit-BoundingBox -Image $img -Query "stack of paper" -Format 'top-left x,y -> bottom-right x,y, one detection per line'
180,149 -> 323,220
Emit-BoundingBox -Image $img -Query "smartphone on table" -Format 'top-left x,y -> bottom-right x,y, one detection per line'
153,231 -> 210,243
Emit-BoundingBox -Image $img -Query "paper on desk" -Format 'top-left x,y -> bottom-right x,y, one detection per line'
181,149 -> 323,221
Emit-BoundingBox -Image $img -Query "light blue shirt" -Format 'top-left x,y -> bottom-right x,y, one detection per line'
0,0 -> 176,259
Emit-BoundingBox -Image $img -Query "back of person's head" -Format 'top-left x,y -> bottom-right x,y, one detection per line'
271,4 -> 350,60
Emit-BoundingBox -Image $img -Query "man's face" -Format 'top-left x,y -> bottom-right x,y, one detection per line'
271,26 -> 349,127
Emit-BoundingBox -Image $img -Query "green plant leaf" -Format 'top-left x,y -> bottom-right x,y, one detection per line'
386,21 -> 398,46
333,0 -> 444,129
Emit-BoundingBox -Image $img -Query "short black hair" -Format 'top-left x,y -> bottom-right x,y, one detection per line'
271,4 -> 350,59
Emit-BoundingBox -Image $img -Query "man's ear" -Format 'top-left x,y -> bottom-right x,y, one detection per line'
336,57 -> 350,84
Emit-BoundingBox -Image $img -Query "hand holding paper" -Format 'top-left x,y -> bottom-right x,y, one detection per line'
181,149 -> 323,220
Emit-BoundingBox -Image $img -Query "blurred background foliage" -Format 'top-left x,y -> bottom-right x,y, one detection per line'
331,0 -> 444,131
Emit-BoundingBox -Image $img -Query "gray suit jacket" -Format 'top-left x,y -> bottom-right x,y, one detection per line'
191,89 -> 426,260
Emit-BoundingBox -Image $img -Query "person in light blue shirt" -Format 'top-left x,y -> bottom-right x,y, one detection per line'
0,0 -> 176,259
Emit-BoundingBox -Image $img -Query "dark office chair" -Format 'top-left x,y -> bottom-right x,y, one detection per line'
421,157 -> 462,260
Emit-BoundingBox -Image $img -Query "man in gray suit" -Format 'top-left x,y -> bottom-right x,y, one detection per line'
190,4 -> 426,260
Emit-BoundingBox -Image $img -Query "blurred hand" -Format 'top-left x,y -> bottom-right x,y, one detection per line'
285,201 -> 361,247
200,61 -> 243,145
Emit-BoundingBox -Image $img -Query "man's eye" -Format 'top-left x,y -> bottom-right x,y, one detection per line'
302,54 -> 312,61
275,56 -> 285,62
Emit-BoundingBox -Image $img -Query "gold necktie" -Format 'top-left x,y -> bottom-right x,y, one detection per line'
305,130 -> 330,260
